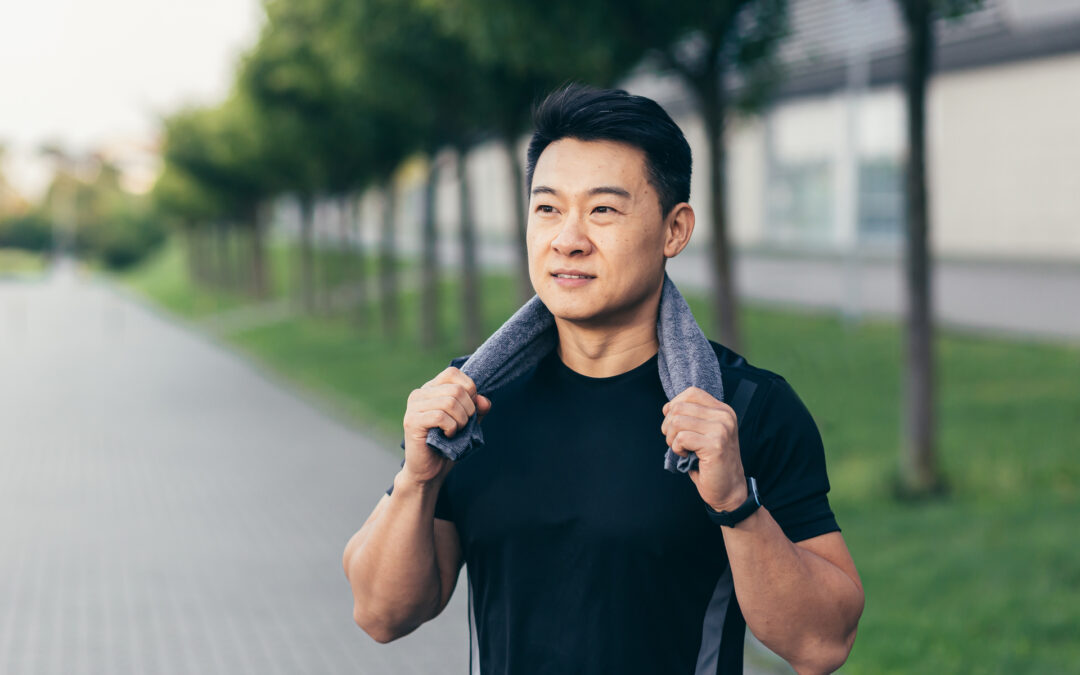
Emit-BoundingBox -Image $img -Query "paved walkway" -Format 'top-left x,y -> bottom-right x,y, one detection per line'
0,266 -> 469,674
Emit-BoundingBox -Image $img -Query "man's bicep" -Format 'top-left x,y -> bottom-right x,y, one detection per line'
794,531 -> 862,592
433,518 -> 464,614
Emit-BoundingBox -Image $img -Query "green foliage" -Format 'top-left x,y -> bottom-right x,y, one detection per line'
0,210 -> 53,251
158,95 -> 276,225
78,201 -> 166,270
23,159 -> 166,269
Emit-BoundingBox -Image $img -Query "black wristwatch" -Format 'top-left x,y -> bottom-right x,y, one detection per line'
705,477 -> 761,528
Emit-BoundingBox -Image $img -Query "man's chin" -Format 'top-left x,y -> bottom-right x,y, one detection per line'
545,302 -> 627,329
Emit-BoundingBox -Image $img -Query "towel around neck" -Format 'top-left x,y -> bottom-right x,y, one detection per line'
425,272 -> 723,474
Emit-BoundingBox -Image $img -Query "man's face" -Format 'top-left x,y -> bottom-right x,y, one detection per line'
527,138 -> 670,327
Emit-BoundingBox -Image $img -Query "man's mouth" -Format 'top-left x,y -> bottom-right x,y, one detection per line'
551,269 -> 596,279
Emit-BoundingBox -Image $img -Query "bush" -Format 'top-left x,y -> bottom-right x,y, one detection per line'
0,211 -> 54,252
78,206 -> 167,270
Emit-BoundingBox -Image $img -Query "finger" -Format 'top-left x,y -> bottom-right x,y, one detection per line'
661,401 -> 730,429
670,429 -> 709,458
663,395 -> 732,419
433,367 -> 478,400
663,414 -> 721,448
425,383 -> 476,418
419,408 -> 461,438
679,386 -> 724,406
420,392 -> 470,431
476,395 -> 493,420
662,388 -> 708,414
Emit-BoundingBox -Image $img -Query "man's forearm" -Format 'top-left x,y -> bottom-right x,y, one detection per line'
721,509 -> 863,674
344,470 -> 445,642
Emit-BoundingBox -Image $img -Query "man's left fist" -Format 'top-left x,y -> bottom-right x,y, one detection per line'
661,387 -> 747,512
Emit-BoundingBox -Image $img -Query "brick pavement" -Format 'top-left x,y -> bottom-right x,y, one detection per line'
0,269 -> 468,674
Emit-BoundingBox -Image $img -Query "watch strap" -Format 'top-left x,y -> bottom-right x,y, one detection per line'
705,476 -> 761,527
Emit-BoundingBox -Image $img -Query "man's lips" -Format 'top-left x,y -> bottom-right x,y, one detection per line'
551,271 -> 595,287
550,270 -> 596,279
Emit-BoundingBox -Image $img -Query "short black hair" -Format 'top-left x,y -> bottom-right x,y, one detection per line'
525,84 -> 692,217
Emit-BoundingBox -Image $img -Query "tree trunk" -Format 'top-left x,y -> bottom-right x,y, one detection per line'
348,194 -> 368,329
201,226 -> 215,287
899,0 -> 943,495
249,202 -> 268,299
183,223 -> 200,284
233,223 -> 250,294
699,72 -> 742,352
379,180 -> 399,338
457,147 -> 483,352
214,222 -> 230,290
502,132 -> 532,304
298,195 -> 315,313
313,200 -> 330,315
194,225 -> 211,286
420,158 -> 441,350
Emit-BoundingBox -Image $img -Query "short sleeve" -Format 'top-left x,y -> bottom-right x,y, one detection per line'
743,377 -> 840,543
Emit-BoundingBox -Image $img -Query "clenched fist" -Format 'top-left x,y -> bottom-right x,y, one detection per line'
401,367 -> 492,485
661,387 -> 747,512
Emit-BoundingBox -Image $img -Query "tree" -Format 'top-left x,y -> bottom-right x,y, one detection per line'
240,0 -> 340,310
654,1 -> 788,352
432,0 -> 647,306
894,0 -> 982,496
160,98 -> 278,296
331,0 -> 494,348
436,0 -> 790,351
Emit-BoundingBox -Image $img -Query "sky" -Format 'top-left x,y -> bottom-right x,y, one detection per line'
0,0 -> 263,198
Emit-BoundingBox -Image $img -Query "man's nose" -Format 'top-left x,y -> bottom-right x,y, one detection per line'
550,210 -> 592,257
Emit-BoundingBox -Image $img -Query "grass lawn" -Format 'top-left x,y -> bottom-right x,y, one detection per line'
122,238 -> 1080,673
0,248 -> 47,277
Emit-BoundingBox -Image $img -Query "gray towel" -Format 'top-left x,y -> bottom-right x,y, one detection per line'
426,272 -> 723,473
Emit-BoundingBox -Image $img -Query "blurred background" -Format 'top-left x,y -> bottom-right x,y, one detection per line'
1,0 -> 1078,672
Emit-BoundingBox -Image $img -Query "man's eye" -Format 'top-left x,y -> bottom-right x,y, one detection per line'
593,206 -> 615,214
536,205 -> 555,213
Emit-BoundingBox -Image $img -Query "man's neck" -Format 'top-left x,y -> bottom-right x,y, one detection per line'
553,295 -> 661,379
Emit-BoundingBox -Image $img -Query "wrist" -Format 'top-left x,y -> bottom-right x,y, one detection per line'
395,466 -> 444,494
705,477 -> 761,528
708,482 -> 749,514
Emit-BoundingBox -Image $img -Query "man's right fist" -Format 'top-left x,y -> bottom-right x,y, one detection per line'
401,367 -> 492,485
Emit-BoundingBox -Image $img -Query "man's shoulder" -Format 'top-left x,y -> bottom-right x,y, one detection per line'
706,340 -> 813,430
706,339 -> 788,394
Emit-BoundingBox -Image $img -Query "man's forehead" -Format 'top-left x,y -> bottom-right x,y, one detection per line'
532,137 -> 650,192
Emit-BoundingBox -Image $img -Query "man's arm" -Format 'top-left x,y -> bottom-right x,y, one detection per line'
342,475 -> 464,643
342,366 -> 488,643
662,386 -> 863,674
721,512 -> 863,674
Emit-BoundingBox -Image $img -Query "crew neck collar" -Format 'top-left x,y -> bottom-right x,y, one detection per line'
547,349 -> 660,385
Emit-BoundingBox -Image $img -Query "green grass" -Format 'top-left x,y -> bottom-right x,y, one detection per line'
122,238 -> 1080,673
0,248 -> 47,277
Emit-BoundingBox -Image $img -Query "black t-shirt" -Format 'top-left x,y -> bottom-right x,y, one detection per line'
386,341 -> 839,674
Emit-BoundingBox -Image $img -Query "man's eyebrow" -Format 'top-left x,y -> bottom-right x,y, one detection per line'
530,185 -> 632,199
587,186 -> 631,199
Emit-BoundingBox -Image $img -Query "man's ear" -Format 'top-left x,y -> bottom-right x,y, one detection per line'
663,203 -> 695,259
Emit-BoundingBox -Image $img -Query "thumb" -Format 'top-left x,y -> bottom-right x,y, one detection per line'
476,395 -> 493,419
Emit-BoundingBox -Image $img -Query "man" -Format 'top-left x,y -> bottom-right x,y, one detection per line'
343,85 -> 864,674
